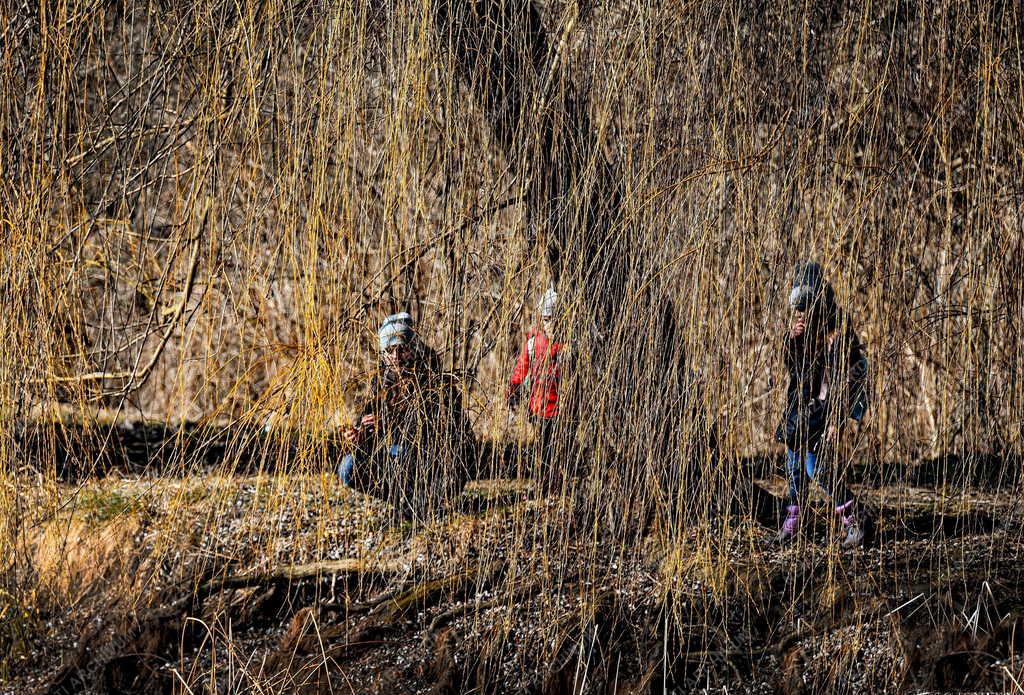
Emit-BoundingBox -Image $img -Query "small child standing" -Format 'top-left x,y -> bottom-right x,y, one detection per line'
508,287 -> 564,466
776,262 -> 870,548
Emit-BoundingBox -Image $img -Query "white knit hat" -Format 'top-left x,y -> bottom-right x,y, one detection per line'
538,286 -> 558,318
378,312 -> 414,352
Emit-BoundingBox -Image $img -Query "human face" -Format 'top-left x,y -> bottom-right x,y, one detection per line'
791,310 -> 807,338
542,316 -> 554,335
382,344 -> 413,371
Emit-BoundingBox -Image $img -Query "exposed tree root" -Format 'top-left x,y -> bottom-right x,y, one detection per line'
38,558 -> 403,695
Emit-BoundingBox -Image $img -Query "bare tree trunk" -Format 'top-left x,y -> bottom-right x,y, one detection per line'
432,0 -> 631,333
433,0 -> 716,522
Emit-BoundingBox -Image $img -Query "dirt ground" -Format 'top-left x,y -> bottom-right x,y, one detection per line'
3,445 -> 1023,695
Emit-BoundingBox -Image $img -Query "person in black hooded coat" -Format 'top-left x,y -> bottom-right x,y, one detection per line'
775,262 -> 870,548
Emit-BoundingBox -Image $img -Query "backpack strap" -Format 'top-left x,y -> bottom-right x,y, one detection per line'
524,335 -> 536,392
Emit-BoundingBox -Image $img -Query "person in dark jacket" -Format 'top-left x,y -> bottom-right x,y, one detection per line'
338,313 -> 475,519
776,262 -> 870,548
508,287 -> 565,467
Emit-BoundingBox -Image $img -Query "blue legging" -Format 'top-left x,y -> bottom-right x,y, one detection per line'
786,448 -> 852,506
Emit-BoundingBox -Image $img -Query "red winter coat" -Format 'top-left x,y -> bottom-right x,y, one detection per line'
508,328 -> 562,419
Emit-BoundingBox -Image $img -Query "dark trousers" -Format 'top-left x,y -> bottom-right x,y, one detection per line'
534,416 -> 584,487
338,443 -> 414,508
339,443 -> 403,489
537,417 -> 557,464
339,443 -> 468,518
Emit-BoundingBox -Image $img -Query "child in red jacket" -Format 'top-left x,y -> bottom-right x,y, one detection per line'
508,287 -> 563,464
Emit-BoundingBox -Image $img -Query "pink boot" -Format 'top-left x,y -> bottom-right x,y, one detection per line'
778,505 -> 800,544
835,500 -> 864,548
